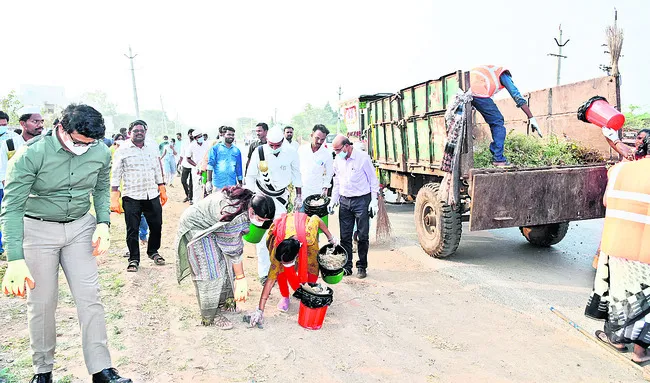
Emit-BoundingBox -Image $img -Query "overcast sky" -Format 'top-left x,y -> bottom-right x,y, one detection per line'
1,0 -> 647,131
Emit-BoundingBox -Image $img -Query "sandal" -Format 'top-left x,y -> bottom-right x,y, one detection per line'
595,330 -> 627,352
148,253 -> 165,266
213,314 -> 233,330
127,260 -> 139,272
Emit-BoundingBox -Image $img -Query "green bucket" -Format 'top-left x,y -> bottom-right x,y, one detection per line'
319,214 -> 328,234
322,270 -> 344,285
243,224 -> 267,244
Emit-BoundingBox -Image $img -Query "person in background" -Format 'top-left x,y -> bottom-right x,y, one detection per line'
298,124 -> 333,201
328,135 -> 379,279
602,127 -> 650,161
469,65 -> 540,167
160,135 -> 177,186
245,122 -> 268,177
284,126 -> 299,151
179,128 -> 196,203
110,120 -> 168,272
0,110 -> 18,255
585,135 -> 650,366
185,130 -> 210,204
175,187 -> 275,329
1,104 -> 131,383
207,126 -> 242,193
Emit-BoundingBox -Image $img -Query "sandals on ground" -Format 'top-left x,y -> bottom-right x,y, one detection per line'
127,260 -> 139,272
595,330 -> 627,352
149,253 -> 166,266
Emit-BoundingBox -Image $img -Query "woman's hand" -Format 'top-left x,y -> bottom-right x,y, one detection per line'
249,309 -> 264,327
234,276 -> 248,302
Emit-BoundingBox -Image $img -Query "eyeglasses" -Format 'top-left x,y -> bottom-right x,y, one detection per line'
333,144 -> 346,153
69,134 -> 99,147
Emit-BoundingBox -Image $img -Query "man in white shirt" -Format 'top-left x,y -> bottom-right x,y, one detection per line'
184,130 -> 210,204
284,126 -> 300,151
246,127 -> 302,281
298,124 -> 334,200
178,129 -> 195,203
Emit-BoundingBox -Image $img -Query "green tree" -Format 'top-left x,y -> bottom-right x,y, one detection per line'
80,91 -> 118,116
0,90 -> 23,126
289,102 -> 339,141
625,105 -> 650,130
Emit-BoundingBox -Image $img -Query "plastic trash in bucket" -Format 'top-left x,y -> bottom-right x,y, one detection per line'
577,96 -> 625,130
304,195 -> 330,234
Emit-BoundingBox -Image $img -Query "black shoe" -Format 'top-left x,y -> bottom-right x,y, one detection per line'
357,268 -> 367,279
92,368 -> 132,383
343,268 -> 353,276
189,200 -> 194,205
183,197 -> 189,203
30,372 -> 52,383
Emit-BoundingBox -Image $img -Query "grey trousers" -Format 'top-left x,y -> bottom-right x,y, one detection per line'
23,213 -> 112,375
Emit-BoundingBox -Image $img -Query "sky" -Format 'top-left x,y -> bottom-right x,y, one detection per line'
1,0 -> 648,132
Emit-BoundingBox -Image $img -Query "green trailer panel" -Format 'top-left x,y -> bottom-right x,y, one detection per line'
414,83 -> 427,116
402,88 -> 413,119
407,119 -> 418,163
417,118 -> 432,164
428,80 -> 444,112
443,75 -> 460,108
385,122 -> 395,162
430,115 -> 445,163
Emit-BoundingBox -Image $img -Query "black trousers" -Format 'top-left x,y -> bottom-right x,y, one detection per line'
339,193 -> 371,271
181,166 -> 193,200
123,196 -> 163,263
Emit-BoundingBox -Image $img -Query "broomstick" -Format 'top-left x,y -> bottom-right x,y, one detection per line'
375,188 -> 392,241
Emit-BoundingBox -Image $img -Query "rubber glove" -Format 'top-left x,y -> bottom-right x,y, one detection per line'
602,127 -> 620,142
158,185 -> 168,206
328,198 -> 339,215
249,309 -> 264,327
369,197 -> 379,217
110,191 -> 123,214
92,223 -> 110,256
529,117 -> 542,138
2,260 -> 35,297
205,182 -> 213,194
234,276 -> 248,302
321,187 -> 329,196
294,194 -> 303,212
328,235 -> 340,247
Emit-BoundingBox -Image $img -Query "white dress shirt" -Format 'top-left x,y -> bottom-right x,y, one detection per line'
0,132 -> 25,189
332,148 -> 380,202
298,143 -> 334,198
245,143 -> 302,193
183,141 -> 209,170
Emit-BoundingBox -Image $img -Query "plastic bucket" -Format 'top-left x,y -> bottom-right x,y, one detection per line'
242,224 -> 267,244
578,97 -> 625,130
322,270 -> 344,285
298,302 -> 329,330
317,244 -> 348,273
304,195 -> 330,234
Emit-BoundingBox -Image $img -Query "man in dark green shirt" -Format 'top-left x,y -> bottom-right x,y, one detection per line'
0,104 -> 131,383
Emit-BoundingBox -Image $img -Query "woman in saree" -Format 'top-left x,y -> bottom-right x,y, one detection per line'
176,186 -> 275,329
248,211 -> 339,327
585,136 -> 650,365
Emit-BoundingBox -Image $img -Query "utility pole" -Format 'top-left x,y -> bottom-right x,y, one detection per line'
547,25 -> 569,86
124,45 -> 140,118
337,86 -> 343,134
159,95 -> 168,135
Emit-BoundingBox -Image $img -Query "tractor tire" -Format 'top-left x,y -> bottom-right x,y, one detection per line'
414,183 -> 462,258
519,222 -> 570,247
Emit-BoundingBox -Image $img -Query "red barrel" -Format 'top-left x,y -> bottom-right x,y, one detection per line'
584,99 -> 625,130
298,302 -> 329,330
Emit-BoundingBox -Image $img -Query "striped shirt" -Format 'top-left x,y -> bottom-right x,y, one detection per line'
111,139 -> 164,200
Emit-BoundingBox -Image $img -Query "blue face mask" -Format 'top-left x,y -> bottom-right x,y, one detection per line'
0,125 -> 7,135
337,150 -> 347,160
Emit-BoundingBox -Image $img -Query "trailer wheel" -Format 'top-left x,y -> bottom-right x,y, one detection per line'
519,222 -> 570,247
414,183 -> 462,258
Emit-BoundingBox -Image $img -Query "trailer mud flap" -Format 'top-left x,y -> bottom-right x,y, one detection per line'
468,165 -> 608,231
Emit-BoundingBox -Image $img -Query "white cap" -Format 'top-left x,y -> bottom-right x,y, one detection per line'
19,105 -> 41,115
267,127 -> 284,143
193,131 -> 203,137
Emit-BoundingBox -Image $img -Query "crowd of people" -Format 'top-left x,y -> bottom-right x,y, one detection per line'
0,104 -> 380,382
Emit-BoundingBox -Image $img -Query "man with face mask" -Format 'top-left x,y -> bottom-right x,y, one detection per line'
328,135 -> 379,279
185,130 -> 210,204
0,104 -> 132,383
206,126 -> 242,192
110,120 -> 168,273
245,127 -> 302,282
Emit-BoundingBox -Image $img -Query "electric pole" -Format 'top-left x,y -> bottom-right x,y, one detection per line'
124,45 -> 140,118
547,25 -> 569,86
337,86 -> 343,134
160,95 -> 168,135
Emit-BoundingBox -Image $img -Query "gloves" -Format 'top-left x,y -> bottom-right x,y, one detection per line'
110,191 -> 123,214
328,198 -> 339,215
2,259 -> 35,297
602,127 -> 620,142
234,276 -> 248,302
249,308 -> 264,327
205,182 -> 213,194
328,235 -> 340,247
92,223 -> 110,256
321,187 -> 329,196
369,197 -> 379,217
529,117 -> 542,138
294,194 -> 303,212
158,185 -> 168,206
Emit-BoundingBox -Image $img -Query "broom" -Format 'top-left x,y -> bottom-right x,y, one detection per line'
606,10 -> 623,77
375,187 -> 392,242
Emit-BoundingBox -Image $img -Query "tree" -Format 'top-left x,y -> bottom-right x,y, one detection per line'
289,102 -> 339,140
624,105 -> 650,131
0,90 -> 23,126
80,91 -> 118,116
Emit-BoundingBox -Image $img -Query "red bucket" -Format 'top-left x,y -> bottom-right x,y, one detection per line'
298,302 -> 328,330
584,99 -> 625,130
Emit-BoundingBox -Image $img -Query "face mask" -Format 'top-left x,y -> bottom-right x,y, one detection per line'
282,261 -> 296,268
60,129 -> 90,155
270,147 -> 281,155
250,216 -> 265,227
337,150 -> 347,160
197,137 -> 204,144
0,126 -> 7,135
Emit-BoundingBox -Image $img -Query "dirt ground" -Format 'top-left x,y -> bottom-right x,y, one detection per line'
1,182 -> 648,382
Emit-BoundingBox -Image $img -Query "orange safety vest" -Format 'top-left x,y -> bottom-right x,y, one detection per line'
470,65 -> 508,98
600,158 -> 650,264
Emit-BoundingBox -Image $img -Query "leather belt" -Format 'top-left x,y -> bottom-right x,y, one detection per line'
25,215 -> 76,224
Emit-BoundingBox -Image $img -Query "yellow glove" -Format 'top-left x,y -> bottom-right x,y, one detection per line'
110,191 -> 123,214
2,259 -> 35,297
92,223 -> 110,256
158,185 -> 168,206
234,276 -> 248,302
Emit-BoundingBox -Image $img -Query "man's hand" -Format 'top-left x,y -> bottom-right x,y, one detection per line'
2,260 -> 35,297
92,223 -> 110,256
328,235 -> 340,247
369,197 -> 379,217
294,194 -> 303,212
529,117 -> 542,138
158,185 -> 168,206
205,183 -> 213,194
602,127 -> 620,142
328,198 -> 339,215
234,276 -> 248,302
321,187 -> 328,196
110,191 -> 123,214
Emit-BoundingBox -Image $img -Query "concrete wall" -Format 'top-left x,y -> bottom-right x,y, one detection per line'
474,76 -> 618,157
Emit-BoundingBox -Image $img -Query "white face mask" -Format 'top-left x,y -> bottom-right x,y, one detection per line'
282,261 -> 296,268
196,137 -> 204,144
250,216 -> 265,227
270,147 -> 281,155
0,125 -> 7,135
59,128 -> 90,155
